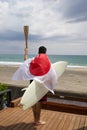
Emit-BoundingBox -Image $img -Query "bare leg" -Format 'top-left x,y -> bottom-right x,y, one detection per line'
32,102 -> 41,122
32,102 -> 45,126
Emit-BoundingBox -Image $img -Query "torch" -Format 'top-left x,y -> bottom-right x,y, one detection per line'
24,25 -> 29,60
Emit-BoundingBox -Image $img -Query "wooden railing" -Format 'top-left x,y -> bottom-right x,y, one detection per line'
0,89 -> 11,110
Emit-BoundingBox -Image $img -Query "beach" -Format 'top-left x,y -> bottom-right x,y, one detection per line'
0,65 -> 87,95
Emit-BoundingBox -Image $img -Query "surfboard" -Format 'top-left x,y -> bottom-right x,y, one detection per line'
20,61 -> 68,110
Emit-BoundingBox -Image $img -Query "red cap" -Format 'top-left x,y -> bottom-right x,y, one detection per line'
29,54 -> 51,76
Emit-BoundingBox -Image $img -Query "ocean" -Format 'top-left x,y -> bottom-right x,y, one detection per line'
0,54 -> 87,67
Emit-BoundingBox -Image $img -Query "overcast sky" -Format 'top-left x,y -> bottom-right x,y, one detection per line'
0,0 -> 87,55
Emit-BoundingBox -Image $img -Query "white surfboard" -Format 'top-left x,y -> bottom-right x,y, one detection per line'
20,61 -> 68,110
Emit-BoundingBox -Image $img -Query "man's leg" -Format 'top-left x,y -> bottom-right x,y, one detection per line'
32,102 -> 41,122
32,102 -> 45,126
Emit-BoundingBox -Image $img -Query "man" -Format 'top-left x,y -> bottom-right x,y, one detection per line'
30,46 -> 49,126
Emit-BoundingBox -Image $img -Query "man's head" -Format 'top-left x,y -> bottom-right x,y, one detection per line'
38,46 -> 47,54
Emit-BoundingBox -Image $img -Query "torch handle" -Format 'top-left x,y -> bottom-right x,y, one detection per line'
24,26 -> 29,48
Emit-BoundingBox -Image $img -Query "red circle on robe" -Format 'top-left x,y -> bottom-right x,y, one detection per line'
29,54 -> 51,76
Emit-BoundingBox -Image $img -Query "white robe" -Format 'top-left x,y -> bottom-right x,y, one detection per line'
12,58 -> 57,94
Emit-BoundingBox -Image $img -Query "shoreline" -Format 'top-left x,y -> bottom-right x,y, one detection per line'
0,61 -> 87,69
0,61 -> 87,68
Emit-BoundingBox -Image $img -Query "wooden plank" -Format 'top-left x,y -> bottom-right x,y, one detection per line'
62,113 -> 72,130
42,111 -> 57,130
73,115 -> 81,129
84,117 -> 87,130
67,116 -> 76,130
79,116 -> 86,130
50,112 -> 63,130
42,101 -> 87,115
56,114 -> 68,130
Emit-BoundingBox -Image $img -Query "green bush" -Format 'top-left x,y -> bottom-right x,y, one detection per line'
0,83 -> 8,91
0,83 -> 8,100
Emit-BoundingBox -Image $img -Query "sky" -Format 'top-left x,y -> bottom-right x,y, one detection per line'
0,0 -> 87,55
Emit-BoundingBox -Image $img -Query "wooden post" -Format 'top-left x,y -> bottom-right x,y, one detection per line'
24,25 -> 29,60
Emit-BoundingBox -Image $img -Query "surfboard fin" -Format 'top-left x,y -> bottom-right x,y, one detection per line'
21,88 -> 27,91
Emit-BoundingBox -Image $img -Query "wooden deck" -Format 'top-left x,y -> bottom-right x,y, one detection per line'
0,107 -> 87,130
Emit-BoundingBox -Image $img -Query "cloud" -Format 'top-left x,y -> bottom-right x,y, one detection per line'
0,0 -> 87,55
59,0 -> 87,23
0,29 -> 49,42
0,30 -> 24,41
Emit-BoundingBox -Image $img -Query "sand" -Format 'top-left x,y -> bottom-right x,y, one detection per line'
0,65 -> 87,95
